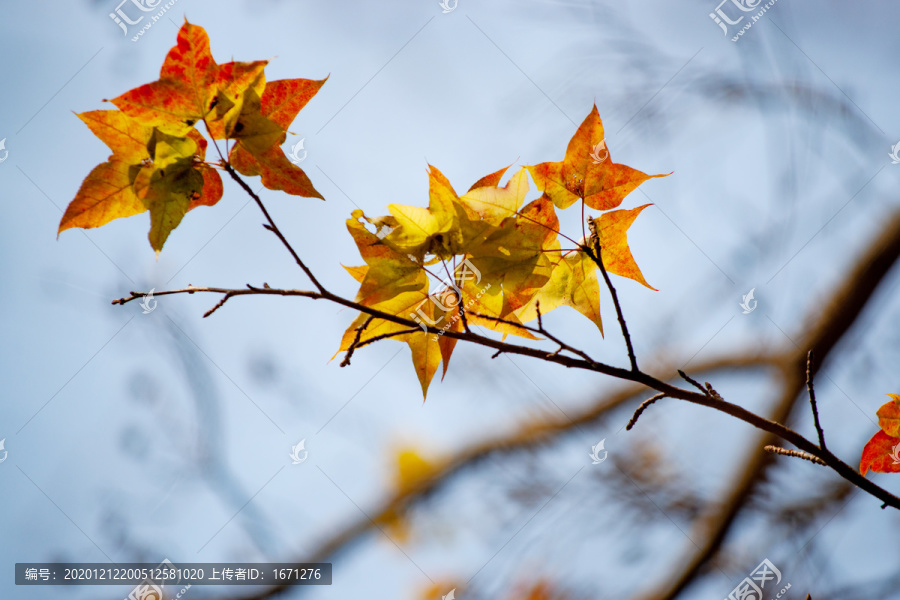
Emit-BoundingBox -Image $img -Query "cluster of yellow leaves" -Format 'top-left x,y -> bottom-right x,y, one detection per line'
339,106 -> 668,398
860,394 -> 900,475
59,20 -> 325,253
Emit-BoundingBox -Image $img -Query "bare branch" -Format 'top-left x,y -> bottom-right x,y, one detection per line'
806,350 -> 827,450
626,393 -> 667,430
340,317 -> 374,367
678,369 -> 707,394
586,216 -> 638,371
764,445 -> 827,466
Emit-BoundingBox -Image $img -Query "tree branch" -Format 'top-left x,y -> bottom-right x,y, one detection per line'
586,216 -> 638,371
806,350 -> 827,450
112,163 -> 900,600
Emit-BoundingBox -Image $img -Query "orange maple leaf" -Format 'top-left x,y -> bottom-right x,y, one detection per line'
527,105 -> 669,210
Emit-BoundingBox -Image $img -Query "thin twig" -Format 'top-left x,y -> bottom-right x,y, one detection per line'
678,369 -> 707,394
586,217 -> 638,371
626,393 -> 667,430
806,350 -> 827,450
764,445 -> 827,466
340,317 -> 374,367
356,327 -> 422,349
229,165 -> 327,294
112,285 -> 320,307
466,309 -> 600,368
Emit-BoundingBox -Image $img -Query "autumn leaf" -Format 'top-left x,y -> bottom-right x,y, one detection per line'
515,245 -> 604,333
260,77 -> 328,131
466,191 -> 558,313
594,204 -> 656,289
189,163 -> 224,211
131,131 -> 208,251
58,158 -> 145,234
436,304 -> 463,381
230,143 -> 323,199
468,163 -> 511,192
527,105 -> 668,210
227,77 -> 327,198
860,430 -> 900,476
397,304 -> 443,398
859,394 -> 900,476
876,394 -> 900,437
63,20 -> 324,252
76,110 -> 154,164
335,210 -> 439,392
111,20 -> 222,135
384,165 -> 462,259
206,61 -> 268,139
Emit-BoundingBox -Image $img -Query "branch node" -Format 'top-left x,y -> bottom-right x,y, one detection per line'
704,382 -> 724,401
